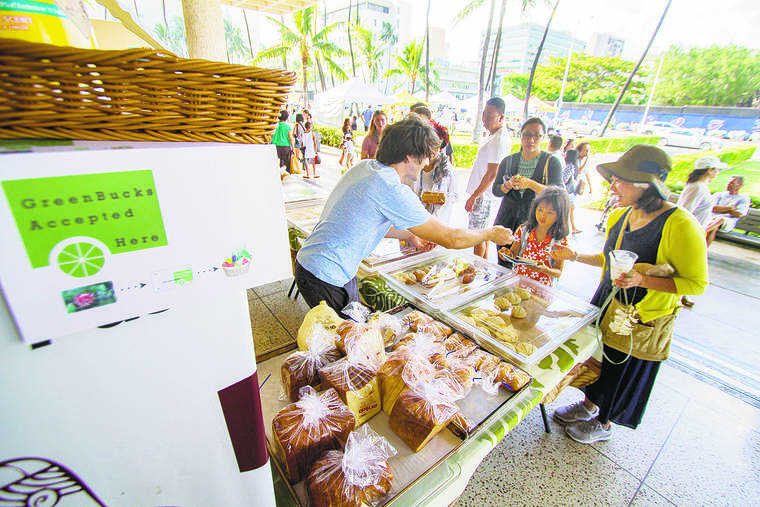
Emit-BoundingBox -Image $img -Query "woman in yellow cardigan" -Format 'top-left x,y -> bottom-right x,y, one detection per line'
551,145 -> 708,444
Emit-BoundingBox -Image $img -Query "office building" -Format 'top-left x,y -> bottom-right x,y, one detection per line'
588,33 -> 625,58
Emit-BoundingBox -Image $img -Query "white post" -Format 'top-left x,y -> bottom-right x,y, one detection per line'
639,54 -> 664,132
555,19 -> 580,124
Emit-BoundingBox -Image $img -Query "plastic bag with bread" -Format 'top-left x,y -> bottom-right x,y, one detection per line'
389,368 -> 465,452
281,327 -> 342,402
306,425 -> 396,507
272,386 -> 356,483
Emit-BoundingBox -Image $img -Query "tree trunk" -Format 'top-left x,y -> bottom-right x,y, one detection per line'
315,55 -> 327,91
280,15 -> 288,70
487,0 -> 507,94
524,0 -> 560,121
472,0 -> 497,144
182,0 -> 226,61
162,0 -> 168,31
601,0 -> 673,137
425,0 -> 431,102
348,0 -> 356,76
242,9 -> 253,61
302,48 -> 309,108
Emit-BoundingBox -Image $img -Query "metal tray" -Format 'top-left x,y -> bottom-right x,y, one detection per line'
441,276 -> 600,367
281,176 -> 328,205
359,239 -> 434,275
258,305 -> 531,506
379,250 -> 512,312
285,202 -> 325,236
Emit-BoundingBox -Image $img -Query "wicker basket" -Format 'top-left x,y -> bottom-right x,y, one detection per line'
0,38 -> 296,143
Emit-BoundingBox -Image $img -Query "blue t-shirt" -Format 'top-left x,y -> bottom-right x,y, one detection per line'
297,159 -> 431,286
362,109 -> 373,124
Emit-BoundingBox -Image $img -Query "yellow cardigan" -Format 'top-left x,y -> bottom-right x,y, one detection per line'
603,206 -> 709,323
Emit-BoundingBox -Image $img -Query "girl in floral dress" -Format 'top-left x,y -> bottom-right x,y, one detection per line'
499,187 -> 570,287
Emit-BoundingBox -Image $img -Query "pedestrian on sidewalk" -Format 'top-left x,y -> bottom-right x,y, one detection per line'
551,145 -> 708,445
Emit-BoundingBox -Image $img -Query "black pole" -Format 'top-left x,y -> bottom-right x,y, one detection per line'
600,0 -> 673,137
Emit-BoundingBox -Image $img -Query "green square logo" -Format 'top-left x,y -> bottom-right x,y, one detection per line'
2,170 -> 168,271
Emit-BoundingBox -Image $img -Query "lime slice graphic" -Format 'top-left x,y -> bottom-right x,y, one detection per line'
57,242 -> 105,278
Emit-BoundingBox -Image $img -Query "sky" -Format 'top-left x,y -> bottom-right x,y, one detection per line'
92,0 -> 760,65
410,0 -> 760,63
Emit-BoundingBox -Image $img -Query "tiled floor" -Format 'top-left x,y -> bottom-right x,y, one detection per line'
255,145 -> 760,505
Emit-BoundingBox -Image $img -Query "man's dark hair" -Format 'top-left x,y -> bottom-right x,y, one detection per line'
279,110 -> 289,121
295,113 -> 304,123
635,186 -> 665,214
732,176 -> 745,185
376,114 -> 441,166
411,104 -> 432,119
521,117 -> 546,134
409,101 -> 427,112
549,134 -> 563,150
485,97 -> 506,115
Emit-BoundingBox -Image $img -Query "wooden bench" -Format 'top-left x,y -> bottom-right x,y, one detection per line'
668,193 -> 760,249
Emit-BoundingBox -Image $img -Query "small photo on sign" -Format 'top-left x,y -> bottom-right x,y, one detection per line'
62,282 -> 117,313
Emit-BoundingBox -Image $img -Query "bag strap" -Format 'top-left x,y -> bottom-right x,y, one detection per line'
542,154 -> 550,185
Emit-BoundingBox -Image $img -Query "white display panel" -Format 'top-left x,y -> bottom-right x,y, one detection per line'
0,144 -> 290,343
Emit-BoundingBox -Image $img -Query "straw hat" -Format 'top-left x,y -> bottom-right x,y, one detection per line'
597,144 -> 672,199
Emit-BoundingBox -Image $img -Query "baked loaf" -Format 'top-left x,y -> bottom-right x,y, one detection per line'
306,426 -> 396,507
420,191 -> 446,205
272,387 -> 355,483
377,348 -> 435,415
389,387 -> 459,452
335,321 -> 386,366
319,358 -> 381,425
281,345 -> 342,402
483,361 -> 531,391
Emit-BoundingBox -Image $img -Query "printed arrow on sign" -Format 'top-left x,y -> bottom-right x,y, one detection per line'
119,282 -> 147,292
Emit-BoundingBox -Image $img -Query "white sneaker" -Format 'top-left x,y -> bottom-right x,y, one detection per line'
553,401 -> 599,425
565,419 -> 612,444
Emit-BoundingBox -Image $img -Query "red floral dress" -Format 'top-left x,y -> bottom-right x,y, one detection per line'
512,226 -> 568,287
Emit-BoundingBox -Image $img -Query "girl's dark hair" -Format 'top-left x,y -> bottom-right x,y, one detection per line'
686,168 -> 710,184
295,113 -> 304,123
521,117 -> 546,134
635,185 -> 665,213
522,186 -> 570,241
279,110 -> 289,121
342,117 -> 351,133
564,148 -> 579,167
563,138 -> 575,150
376,113 -> 440,166
304,121 -> 312,130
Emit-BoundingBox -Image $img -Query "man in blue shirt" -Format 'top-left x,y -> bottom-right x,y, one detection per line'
296,114 -> 515,315
362,106 -> 373,132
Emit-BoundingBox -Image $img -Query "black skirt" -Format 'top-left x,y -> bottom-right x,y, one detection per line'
584,345 -> 661,429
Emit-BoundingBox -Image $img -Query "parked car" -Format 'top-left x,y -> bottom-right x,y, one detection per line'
641,121 -> 679,136
727,130 -> 749,141
749,132 -> 760,143
660,129 -> 725,150
562,119 -> 602,137
706,129 -> 727,138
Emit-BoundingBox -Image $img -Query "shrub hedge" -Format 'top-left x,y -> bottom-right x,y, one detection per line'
667,145 -> 757,185
452,135 -> 660,169
314,125 -> 343,148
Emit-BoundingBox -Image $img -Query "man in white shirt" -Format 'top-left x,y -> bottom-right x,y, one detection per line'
465,97 -> 511,258
705,176 -> 751,246
547,134 -> 564,166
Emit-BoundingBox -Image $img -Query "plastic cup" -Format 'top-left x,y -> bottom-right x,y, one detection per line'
610,249 -> 638,281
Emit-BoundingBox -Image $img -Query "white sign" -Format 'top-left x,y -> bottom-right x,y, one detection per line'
0,143 -> 291,343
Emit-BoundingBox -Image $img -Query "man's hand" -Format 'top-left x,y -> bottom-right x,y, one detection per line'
465,194 -> 477,213
408,234 -> 436,252
550,244 -> 576,261
489,226 -> 514,245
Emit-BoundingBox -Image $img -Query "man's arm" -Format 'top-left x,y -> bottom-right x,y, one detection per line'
465,162 -> 499,212
409,216 -> 514,249
712,204 -> 743,218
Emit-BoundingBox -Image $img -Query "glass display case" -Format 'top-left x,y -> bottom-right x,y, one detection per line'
442,276 -> 600,367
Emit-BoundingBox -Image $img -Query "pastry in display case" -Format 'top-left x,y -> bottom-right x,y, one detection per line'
444,276 -> 600,367
381,251 -> 511,311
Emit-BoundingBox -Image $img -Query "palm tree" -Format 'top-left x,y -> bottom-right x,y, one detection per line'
224,19 -> 248,64
523,0 -> 560,121
347,0 -> 356,76
153,16 -> 187,57
600,0 -> 673,136
355,26 -> 385,85
384,40 -> 439,94
425,0 -> 432,102
255,7 -> 347,107
241,8 -> 254,61
380,21 -> 398,93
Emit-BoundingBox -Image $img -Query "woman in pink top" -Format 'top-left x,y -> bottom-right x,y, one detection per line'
361,110 -> 388,159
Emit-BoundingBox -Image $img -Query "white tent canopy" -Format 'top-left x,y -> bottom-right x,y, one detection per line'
430,90 -> 460,106
313,77 -> 395,127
